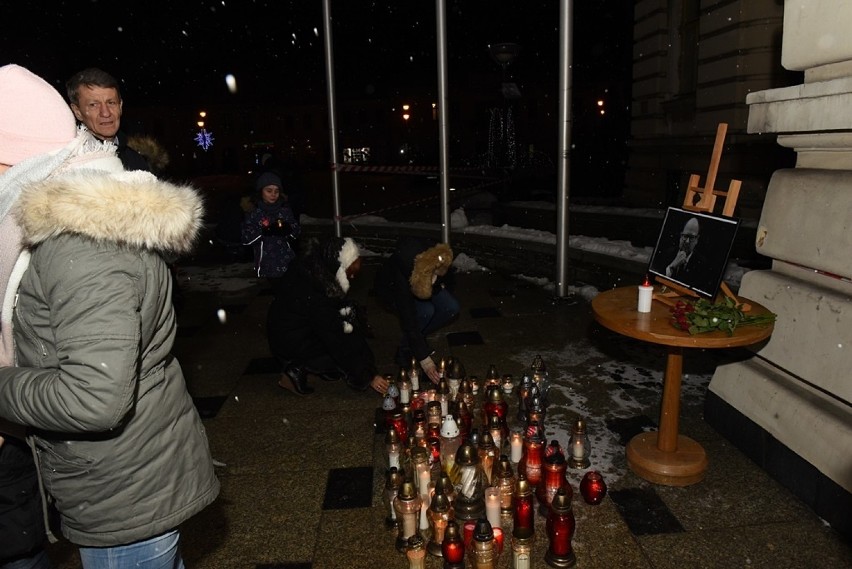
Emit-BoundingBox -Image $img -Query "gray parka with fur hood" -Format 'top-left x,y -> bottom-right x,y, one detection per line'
0,147 -> 219,547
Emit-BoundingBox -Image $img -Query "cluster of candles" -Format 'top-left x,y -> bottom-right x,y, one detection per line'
380,355 -> 608,569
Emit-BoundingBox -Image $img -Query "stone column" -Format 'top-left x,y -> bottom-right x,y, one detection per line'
706,0 -> 852,538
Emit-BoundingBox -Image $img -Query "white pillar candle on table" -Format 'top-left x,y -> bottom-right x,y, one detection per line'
638,278 -> 653,313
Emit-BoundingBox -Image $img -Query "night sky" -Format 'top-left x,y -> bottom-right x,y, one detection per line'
3,1 -> 632,108
4,1 -> 633,193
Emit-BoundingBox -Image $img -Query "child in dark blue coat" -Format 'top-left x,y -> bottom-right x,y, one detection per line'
242,172 -> 300,278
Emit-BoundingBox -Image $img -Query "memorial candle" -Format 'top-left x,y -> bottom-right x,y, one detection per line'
485,487 -> 501,529
510,430 -> 523,463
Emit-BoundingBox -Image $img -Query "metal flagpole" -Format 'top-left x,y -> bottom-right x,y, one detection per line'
435,0 -> 451,245
322,0 -> 342,238
556,0 -> 574,297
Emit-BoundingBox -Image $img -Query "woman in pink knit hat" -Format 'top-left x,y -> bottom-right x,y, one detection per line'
0,65 -> 219,569
0,63 -> 76,569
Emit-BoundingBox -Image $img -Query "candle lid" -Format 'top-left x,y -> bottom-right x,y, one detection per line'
440,414 -> 460,438
385,428 -> 401,445
407,534 -> 425,551
515,475 -> 532,496
444,520 -> 461,540
455,441 -> 478,466
399,481 -> 417,500
550,486 -> 573,514
385,467 -> 404,489
430,491 -> 450,513
473,518 -> 495,541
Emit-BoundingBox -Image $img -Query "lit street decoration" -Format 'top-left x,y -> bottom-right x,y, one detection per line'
194,128 -> 214,151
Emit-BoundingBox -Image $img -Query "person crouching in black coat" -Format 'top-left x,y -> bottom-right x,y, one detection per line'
267,237 -> 389,396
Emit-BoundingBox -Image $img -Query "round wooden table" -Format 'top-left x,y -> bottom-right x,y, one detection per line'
591,286 -> 774,486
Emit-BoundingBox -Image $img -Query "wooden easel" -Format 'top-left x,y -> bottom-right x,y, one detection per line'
654,123 -> 750,311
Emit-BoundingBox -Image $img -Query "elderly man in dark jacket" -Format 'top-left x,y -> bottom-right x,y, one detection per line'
268,237 -> 388,396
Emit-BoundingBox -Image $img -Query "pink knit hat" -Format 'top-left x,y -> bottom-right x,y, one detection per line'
0,64 -> 77,166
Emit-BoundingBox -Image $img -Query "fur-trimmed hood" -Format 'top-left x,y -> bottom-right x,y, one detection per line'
409,242 -> 453,300
15,169 -> 203,255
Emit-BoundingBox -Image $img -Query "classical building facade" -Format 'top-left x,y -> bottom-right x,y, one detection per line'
627,0 -> 798,218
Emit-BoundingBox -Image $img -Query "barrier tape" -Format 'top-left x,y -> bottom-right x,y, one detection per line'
332,163 -> 484,175
337,176 -> 509,222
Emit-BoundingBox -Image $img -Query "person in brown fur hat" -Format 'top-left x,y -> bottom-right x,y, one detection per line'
374,237 -> 459,383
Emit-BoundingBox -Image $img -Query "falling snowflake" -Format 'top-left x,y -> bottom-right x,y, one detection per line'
194,128 -> 215,151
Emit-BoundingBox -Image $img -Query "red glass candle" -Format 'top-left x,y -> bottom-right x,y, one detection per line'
463,519 -> 477,549
388,409 -> 408,445
492,526 -> 504,555
580,470 -> 608,505
482,385 -> 508,430
512,474 -> 535,539
536,449 -> 570,515
518,421 -> 545,488
545,487 -> 576,567
442,520 -> 465,568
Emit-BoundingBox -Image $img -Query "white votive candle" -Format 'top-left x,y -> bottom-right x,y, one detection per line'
418,469 -> 431,495
572,438 -> 585,460
485,487 -> 501,529
510,432 -> 523,463
419,496 -> 430,530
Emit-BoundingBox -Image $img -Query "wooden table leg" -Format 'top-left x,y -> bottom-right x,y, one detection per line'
626,346 -> 708,486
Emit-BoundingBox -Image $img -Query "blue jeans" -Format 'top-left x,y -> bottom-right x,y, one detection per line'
78,531 -> 183,569
1,549 -> 52,569
415,287 -> 460,336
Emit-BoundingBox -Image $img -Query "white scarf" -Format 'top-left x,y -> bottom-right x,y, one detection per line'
0,128 -> 118,366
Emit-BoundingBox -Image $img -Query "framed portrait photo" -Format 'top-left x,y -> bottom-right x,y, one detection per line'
647,207 -> 740,299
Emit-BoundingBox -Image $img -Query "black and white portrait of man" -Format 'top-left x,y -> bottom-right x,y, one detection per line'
648,208 -> 740,298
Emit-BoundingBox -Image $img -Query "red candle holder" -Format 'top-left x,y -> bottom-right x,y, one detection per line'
512,474 -> 535,539
536,447 -> 571,516
518,421 -> 545,488
580,470 -> 608,505
492,526 -> 504,555
463,519 -> 477,549
545,486 -> 576,567
387,409 -> 408,445
482,385 -> 508,433
442,520 -> 465,568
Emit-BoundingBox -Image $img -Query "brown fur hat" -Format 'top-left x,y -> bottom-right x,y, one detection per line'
409,243 -> 453,299
126,134 -> 170,173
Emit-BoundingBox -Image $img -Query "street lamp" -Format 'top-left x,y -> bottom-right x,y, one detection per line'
489,43 -> 521,71
489,43 -> 522,100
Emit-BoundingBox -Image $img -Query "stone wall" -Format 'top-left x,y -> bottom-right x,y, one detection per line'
706,0 -> 852,539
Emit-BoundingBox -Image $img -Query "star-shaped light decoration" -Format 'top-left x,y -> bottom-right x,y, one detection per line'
194,128 -> 215,151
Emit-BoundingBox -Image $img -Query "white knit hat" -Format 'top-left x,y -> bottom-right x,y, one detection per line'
0,65 -> 77,166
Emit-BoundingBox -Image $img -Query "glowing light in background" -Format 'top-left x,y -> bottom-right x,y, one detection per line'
225,74 -> 237,94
